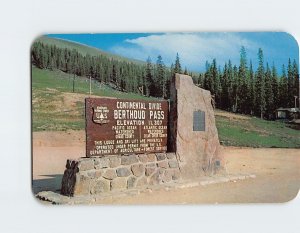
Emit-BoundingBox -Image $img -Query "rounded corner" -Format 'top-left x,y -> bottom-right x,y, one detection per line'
30,187 -> 45,205
281,31 -> 299,51
30,34 -> 46,50
279,188 -> 300,204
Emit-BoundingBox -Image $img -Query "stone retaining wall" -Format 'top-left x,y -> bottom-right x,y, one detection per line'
61,153 -> 181,196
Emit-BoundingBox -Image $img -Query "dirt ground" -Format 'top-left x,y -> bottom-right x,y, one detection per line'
32,130 -> 300,204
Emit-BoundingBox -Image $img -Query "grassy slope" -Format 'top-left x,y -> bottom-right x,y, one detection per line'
216,111 -> 300,148
32,66 -> 154,131
34,36 -> 145,64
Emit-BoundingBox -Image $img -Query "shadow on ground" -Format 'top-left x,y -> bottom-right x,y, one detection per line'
32,174 -> 63,194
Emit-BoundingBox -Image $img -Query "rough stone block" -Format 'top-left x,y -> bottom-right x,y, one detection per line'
138,154 -> 148,163
103,169 -> 117,180
146,163 -> 156,168
168,160 -> 179,168
131,164 -> 145,177
158,168 -> 165,175
95,170 -> 103,178
121,155 -> 139,165
156,153 -> 166,161
166,153 -> 176,159
158,161 -> 168,168
116,167 -> 131,177
90,179 -> 110,194
149,171 -> 161,185
147,153 -> 156,162
78,159 -> 94,171
73,173 -> 91,196
87,170 -> 97,178
145,167 -> 156,176
136,176 -> 148,187
162,170 -> 172,183
127,176 -> 137,189
164,169 -> 174,179
94,157 -> 109,169
172,168 -> 181,180
109,157 -> 121,168
111,177 -> 127,190
78,172 -> 89,181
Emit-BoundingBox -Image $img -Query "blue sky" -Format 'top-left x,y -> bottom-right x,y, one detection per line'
48,32 -> 299,73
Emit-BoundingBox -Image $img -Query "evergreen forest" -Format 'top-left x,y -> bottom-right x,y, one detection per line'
31,40 -> 299,120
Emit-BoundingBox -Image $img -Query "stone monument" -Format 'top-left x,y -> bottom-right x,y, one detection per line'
60,73 -> 223,197
169,73 -> 223,179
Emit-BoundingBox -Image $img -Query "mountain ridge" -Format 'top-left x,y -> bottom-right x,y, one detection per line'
34,36 -> 146,65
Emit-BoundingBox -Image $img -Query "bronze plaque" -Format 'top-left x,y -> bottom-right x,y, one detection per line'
193,110 -> 205,131
85,98 -> 168,157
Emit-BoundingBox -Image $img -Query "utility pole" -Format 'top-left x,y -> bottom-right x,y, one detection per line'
89,75 -> 92,95
72,73 -> 75,93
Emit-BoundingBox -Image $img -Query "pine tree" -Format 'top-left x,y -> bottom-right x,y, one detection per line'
145,56 -> 153,96
184,67 -> 188,75
155,55 -> 166,97
255,48 -> 266,118
264,63 -> 274,119
203,62 -> 213,94
220,62 -> 230,110
287,58 -> 294,107
232,65 -> 239,112
271,64 -> 279,110
292,59 -> 299,108
227,60 -> 234,111
249,60 -> 256,115
238,46 -> 249,113
198,73 -> 204,87
211,59 -> 221,107
279,65 -> 288,108
174,53 -> 182,74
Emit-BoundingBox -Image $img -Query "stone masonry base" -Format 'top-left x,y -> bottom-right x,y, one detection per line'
61,153 -> 181,196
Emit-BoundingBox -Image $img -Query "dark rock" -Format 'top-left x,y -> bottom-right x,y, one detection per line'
127,176 -> 137,189
156,153 -> 166,161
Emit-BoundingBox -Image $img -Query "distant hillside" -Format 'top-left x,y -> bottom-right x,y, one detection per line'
32,66 -> 155,131
31,37 -> 173,98
31,65 -> 300,147
34,36 -> 145,65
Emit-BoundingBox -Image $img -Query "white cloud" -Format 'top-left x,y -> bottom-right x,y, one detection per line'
110,33 -> 259,71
